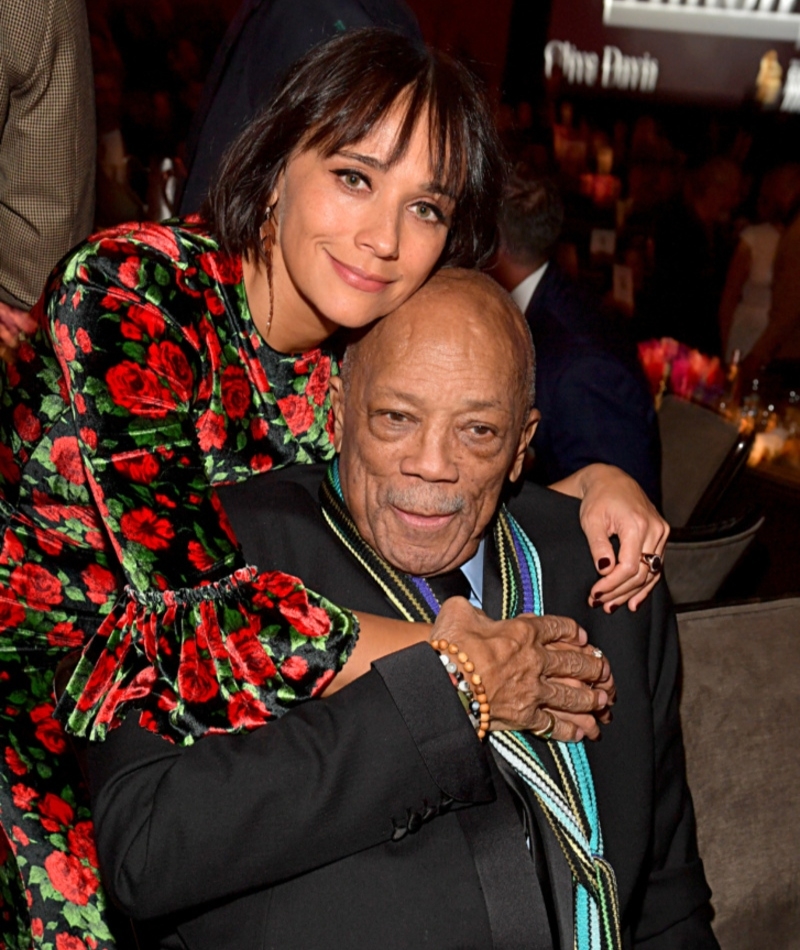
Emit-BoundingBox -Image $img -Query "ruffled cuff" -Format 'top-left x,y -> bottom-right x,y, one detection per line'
55,566 -> 359,745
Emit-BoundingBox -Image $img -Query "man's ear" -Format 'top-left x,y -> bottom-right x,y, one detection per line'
329,376 -> 346,452
508,408 -> 540,483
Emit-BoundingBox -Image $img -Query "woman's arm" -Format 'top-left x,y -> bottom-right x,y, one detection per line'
551,464 -> 669,612
88,604 -> 610,918
326,613 -> 430,689
88,645 -> 490,919
49,225 -> 358,743
326,602 -> 611,742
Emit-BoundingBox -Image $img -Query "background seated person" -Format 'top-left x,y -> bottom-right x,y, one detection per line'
86,271 -> 716,950
491,175 -> 662,506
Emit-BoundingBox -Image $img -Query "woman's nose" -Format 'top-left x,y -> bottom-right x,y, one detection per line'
355,202 -> 401,260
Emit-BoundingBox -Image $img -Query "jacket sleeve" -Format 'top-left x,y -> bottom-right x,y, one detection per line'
87,642 -> 494,920
0,0 -> 95,308
48,232 -> 358,743
632,584 -> 719,949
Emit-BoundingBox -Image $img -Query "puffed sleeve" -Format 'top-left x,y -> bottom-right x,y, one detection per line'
49,225 -> 358,744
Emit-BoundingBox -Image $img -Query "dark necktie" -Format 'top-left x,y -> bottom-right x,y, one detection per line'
423,568 -> 472,604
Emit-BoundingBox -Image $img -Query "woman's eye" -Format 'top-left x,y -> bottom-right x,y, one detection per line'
412,201 -> 445,223
335,169 -> 369,190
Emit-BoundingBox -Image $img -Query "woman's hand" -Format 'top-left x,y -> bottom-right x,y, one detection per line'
0,301 -> 37,362
433,598 -> 613,742
552,463 -> 669,612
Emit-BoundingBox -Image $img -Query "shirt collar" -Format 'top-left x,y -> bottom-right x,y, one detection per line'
509,261 -> 548,315
458,538 -> 485,609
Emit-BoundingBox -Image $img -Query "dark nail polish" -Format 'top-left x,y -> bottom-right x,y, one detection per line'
597,557 -> 611,570
609,604 -> 619,614
592,597 -> 603,608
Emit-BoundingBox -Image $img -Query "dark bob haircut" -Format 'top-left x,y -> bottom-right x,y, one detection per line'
204,28 -> 506,270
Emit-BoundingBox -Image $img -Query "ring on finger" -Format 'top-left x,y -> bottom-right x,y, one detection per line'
531,710 -> 556,741
641,552 -> 663,574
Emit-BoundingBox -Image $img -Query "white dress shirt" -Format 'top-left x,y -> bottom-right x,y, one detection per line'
509,261 -> 549,315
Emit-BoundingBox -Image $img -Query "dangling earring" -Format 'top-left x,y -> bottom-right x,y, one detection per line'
259,204 -> 276,336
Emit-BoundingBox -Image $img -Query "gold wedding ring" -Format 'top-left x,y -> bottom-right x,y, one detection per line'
531,710 -> 556,741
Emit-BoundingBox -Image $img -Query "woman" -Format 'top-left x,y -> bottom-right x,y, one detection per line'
0,29 -> 667,949
719,164 -> 800,363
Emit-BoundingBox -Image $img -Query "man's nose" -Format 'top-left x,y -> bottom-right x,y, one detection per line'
400,426 -> 459,482
355,201 -> 401,260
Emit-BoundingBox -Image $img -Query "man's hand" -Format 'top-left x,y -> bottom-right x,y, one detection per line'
431,598 -> 614,742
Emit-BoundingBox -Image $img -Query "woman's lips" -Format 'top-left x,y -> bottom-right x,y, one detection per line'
391,506 -> 455,530
327,252 -> 393,294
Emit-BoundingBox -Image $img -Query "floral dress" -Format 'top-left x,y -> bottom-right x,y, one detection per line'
0,219 -> 358,950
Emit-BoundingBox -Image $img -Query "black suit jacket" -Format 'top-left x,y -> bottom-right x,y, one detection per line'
180,0 -> 421,213
87,466 -> 716,949
526,264 -> 662,507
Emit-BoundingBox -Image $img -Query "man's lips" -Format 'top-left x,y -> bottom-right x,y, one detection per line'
391,505 -> 456,530
326,252 -> 394,293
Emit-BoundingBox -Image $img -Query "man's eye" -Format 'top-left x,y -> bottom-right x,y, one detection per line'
385,411 -> 409,423
469,425 -> 496,437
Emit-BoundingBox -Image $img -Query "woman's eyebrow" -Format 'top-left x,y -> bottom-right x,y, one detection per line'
336,150 -> 454,199
337,150 -> 388,171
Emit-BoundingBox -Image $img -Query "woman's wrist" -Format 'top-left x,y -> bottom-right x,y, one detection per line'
549,462 -> 611,501
323,614 -> 432,695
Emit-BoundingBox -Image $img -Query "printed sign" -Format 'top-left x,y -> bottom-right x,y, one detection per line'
547,0 -> 800,104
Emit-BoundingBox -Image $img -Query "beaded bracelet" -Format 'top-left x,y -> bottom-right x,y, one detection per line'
430,638 -> 491,740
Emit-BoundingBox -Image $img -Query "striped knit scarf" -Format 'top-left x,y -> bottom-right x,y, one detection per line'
320,461 -> 621,950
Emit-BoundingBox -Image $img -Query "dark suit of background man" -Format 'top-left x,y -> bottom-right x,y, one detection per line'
180,0 -> 421,213
491,176 -> 662,507
86,270 -> 716,949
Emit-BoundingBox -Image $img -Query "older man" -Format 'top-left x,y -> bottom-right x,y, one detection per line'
86,271 -> 716,950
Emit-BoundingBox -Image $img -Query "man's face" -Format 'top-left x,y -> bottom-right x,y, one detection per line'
332,289 -> 539,576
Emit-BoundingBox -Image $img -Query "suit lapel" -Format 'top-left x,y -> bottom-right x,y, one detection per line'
483,526 -> 576,950
455,754 -> 555,950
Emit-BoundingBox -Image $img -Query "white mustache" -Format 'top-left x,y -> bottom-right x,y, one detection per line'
385,488 -> 465,516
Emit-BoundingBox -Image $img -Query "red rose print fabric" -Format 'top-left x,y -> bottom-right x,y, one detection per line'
0,220 -> 358,948
0,654 -> 116,949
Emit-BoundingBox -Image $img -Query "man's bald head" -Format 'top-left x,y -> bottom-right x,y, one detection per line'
331,268 -> 540,576
341,268 -> 536,423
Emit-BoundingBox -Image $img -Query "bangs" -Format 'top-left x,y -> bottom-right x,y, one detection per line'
304,70 -> 470,203
205,28 -> 504,268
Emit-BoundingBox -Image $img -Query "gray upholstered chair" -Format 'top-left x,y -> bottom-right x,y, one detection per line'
665,513 -> 765,605
658,395 -> 746,527
677,598 -> 800,948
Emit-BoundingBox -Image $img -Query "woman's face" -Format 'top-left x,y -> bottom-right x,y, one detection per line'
268,104 -> 456,343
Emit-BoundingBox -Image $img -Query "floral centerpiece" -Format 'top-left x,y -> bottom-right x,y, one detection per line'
638,337 -> 726,408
